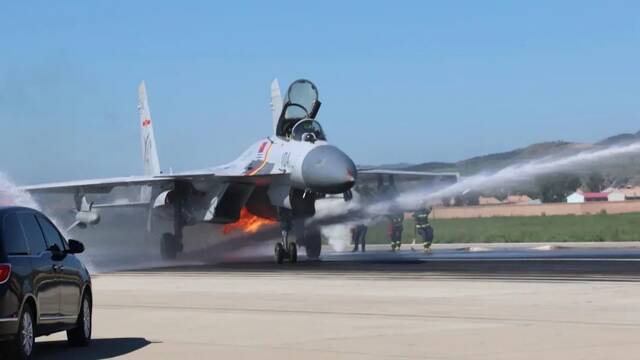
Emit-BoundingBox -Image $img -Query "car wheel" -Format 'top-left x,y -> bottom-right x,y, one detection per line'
8,304 -> 35,360
67,293 -> 92,347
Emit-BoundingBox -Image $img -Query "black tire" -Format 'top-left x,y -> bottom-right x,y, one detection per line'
304,230 -> 322,260
160,233 -> 178,260
274,243 -> 285,264
289,243 -> 298,264
67,293 -> 92,347
8,304 -> 35,360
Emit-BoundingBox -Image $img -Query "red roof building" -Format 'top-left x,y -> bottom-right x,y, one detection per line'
582,192 -> 609,202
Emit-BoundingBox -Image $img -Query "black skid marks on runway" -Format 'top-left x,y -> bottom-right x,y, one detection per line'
129,247 -> 640,281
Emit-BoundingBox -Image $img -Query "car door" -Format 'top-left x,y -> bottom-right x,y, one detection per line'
17,212 -> 61,325
58,253 -> 84,322
35,215 -> 82,323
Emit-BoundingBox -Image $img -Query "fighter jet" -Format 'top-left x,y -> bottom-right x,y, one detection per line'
22,79 -> 458,263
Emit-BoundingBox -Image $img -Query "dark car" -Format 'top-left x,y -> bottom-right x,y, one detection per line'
0,207 -> 92,359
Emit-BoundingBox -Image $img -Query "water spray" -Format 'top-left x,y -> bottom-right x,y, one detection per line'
313,141 -> 640,231
408,141 -> 640,211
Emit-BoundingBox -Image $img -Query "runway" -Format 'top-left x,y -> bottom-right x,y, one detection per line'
31,244 -> 640,359
163,243 -> 640,281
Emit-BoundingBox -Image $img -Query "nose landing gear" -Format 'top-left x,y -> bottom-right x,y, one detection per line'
274,241 -> 297,264
275,208 -> 299,264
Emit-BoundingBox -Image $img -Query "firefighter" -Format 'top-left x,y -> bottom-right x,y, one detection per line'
351,224 -> 368,252
352,185 -> 374,252
413,206 -> 434,253
388,213 -> 404,251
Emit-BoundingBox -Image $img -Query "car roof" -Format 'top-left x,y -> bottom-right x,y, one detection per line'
0,206 -> 41,217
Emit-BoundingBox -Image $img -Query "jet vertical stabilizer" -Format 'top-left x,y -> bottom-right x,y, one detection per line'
271,78 -> 283,134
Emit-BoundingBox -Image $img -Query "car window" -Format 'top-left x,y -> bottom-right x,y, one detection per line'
17,213 -> 47,255
2,213 -> 29,255
36,215 -> 66,251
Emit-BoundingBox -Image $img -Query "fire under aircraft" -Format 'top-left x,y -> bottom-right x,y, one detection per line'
22,79 -> 458,264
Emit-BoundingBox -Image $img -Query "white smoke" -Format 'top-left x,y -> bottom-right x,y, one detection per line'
320,224 -> 352,251
0,172 -> 70,248
315,192 -> 369,250
0,172 -> 40,209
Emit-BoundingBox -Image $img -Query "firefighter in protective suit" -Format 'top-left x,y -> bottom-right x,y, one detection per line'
388,213 -> 404,251
413,206 -> 434,253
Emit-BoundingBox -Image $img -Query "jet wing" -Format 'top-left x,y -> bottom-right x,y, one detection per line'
21,173 -> 283,194
357,169 -> 459,188
20,176 -> 170,194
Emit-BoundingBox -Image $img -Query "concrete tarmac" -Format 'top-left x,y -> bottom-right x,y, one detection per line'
32,244 -> 640,359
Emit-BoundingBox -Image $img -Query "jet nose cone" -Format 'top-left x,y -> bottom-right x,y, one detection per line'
302,145 -> 357,194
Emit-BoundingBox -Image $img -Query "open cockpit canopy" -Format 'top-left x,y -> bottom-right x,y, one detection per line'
276,79 -> 322,138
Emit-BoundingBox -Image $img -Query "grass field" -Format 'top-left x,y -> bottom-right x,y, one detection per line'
364,213 -> 640,244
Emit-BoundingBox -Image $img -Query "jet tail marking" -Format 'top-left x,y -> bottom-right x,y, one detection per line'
138,81 -> 161,176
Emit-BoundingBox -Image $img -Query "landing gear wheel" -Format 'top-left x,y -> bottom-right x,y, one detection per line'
160,233 -> 179,260
304,230 -> 322,260
8,303 -> 35,359
275,243 -> 285,264
67,293 -> 92,347
289,243 -> 298,264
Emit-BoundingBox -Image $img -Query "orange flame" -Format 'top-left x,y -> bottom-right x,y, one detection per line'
222,208 -> 275,235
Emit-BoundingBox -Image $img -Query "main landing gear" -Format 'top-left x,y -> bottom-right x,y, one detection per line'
160,197 -> 185,260
303,229 -> 321,260
161,232 -> 183,260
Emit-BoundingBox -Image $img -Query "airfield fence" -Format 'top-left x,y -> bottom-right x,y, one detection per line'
431,200 -> 640,219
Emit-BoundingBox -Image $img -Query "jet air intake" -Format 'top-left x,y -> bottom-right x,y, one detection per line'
75,209 -> 100,228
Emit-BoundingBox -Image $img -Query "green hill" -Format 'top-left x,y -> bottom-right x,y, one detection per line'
402,131 -> 640,179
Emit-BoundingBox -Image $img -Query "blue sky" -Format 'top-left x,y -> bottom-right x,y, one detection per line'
1,1 -> 639,183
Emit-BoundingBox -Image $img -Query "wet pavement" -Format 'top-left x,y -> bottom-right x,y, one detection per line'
135,243 -> 640,282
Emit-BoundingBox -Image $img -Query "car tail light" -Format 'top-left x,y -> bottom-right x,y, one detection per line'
0,264 -> 11,284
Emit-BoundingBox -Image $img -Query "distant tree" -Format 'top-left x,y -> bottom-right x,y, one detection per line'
489,186 -> 540,202
536,173 -> 582,203
453,191 -> 480,206
585,172 -> 605,192
491,188 -> 509,202
465,191 -> 480,206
